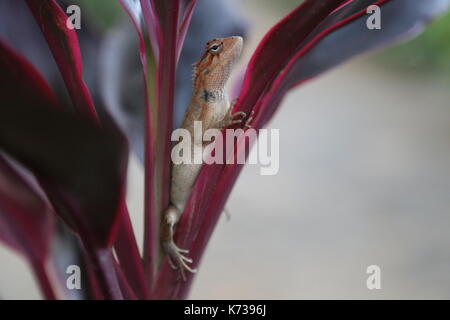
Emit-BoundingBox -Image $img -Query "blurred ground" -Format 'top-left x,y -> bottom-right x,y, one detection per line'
1,1 -> 450,299
188,1 -> 450,299
189,58 -> 450,299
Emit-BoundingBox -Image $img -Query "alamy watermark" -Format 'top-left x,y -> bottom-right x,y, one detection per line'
366,265 -> 382,290
66,5 -> 81,30
171,121 -> 280,176
66,264 -> 81,290
366,5 -> 381,30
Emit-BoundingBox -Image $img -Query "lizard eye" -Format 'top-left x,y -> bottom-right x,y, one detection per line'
209,43 -> 222,54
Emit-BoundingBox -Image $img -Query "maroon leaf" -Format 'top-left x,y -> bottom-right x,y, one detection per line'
25,0 -> 98,121
154,0 -> 349,299
285,0 -> 450,88
134,0 -> 196,281
0,39 -> 128,298
176,0 -> 197,62
0,39 -> 60,109
113,258 -> 138,300
0,156 -> 52,267
0,41 -> 55,269
114,204 -> 150,299
139,0 -> 161,62
120,0 -> 159,282
109,0 -> 247,161
0,39 -> 128,246
0,156 -> 56,299
154,0 -> 450,299
148,2 -> 180,277
243,0 -> 450,127
150,0 -> 197,208
236,0 -> 349,116
120,0 -> 153,69
0,0 -> 62,90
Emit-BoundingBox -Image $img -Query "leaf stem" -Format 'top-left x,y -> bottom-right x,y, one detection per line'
115,204 -> 151,299
113,260 -> 138,300
84,245 -> 123,300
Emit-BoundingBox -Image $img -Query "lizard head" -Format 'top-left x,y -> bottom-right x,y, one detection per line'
193,36 -> 243,92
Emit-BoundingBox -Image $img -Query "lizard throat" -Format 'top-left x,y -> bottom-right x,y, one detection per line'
199,89 -> 226,103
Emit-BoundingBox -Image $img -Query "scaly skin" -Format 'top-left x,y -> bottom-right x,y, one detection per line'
162,36 -> 247,280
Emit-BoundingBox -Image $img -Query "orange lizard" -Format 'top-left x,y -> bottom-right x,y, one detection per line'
162,36 -> 251,280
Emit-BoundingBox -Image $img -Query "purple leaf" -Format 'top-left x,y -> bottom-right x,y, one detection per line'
120,0 -> 152,67
0,39 -> 128,299
114,204 -> 150,299
0,156 -> 53,267
120,0 -> 159,282
140,0 -> 161,62
236,0 -> 349,116
25,0 -> 98,121
107,0 -> 247,160
154,0 -> 450,299
0,0 -> 62,90
149,0 -> 198,207
176,0 -> 197,62
155,0 -> 350,299
287,0 -> 450,87
0,39 -> 128,247
133,0 -> 196,282
0,156 -> 56,299
252,0 -> 450,127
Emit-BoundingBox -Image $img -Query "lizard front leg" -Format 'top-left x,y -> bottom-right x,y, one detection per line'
219,98 -> 247,128
220,103 -> 255,129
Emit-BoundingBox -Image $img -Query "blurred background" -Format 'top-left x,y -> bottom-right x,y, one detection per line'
1,0 -> 450,299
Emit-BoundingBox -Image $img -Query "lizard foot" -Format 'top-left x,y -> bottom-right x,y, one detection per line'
222,111 -> 247,127
224,110 -> 255,129
163,240 -> 197,281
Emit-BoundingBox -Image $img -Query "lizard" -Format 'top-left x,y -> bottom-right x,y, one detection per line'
161,36 -> 252,280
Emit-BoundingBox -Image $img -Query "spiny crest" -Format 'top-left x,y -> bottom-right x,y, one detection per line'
192,61 -> 199,88
191,51 -> 210,88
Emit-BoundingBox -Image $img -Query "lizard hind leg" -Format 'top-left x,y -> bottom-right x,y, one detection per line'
162,205 -> 197,281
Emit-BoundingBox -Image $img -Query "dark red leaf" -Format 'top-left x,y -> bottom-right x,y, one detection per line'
0,156 -> 53,263
120,0 -> 153,74
134,0 -> 196,281
0,39 -> 128,249
113,258 -> 138,300
151,0 -> 180,215
236,0 -> 349,115
176,0 -> 197,62
114,205 -> 150,299
154,0 -> 349,299
25,0 -> 98,121
246,0 -> 450,127
154,0 -> 450,299
0,39 -> 128,299
120,0 -> 159,282
0,155 -> 56,299
285,0 -> 450,88
140,0 -> 162,62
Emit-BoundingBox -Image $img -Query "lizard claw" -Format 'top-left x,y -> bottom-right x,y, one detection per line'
244,110 -> 255,129
163,240 -> 197,281
232,111 -> 246,120
227,110 -> 255,128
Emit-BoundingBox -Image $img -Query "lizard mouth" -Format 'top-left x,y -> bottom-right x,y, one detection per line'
230,36 -> 243,57
227,36 -> 243,63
